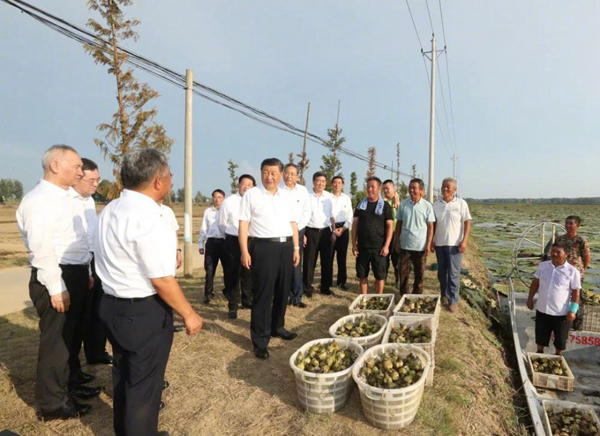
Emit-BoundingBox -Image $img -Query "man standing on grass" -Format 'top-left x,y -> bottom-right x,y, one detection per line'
382,179 -> 401,286
239,157 -> 300,360
199,189 -> 227,305
95,148 -> 202,435
351,177 -> 394,295
17,145 -> 99,420
432,177 -> 471,312
281,163 -> 311,308
218,175 -> 256,319
394,178 -> 435,296
330,175 -> 353,291
527,242 -> 581,356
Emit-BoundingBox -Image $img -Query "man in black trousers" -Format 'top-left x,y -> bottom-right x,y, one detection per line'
330,175 -> 353,291
303,171 -> 335,296
95,148 -> 203,435
199,189 -> 227,304
239,157 -> 300,360
17,145 -> 100,420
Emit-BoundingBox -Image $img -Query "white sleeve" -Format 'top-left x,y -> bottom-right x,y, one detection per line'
134,218 -> 176,279
462,200 -> 472,222
199,212 -> 209,250
217,200 -> 229,234
571,269 -> 582,291
239,191 -> 252,222
299,193 -> 311,228
344,196 -> 353,228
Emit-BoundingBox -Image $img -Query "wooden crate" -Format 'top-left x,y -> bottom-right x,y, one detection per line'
541,399 -> 600,436
526,352 -> 574,392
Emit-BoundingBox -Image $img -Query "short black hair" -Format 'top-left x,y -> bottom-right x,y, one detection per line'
238,174 -> 256,186
312,171 -> 327,182
212,189 -> 225,197
382,179 -> 394,186
332,175 -> 344,184
552,241 -> 567,251
366,176 -> 382,186
565,215 -> 581,226
261,157 -> 284,172
284,163 -> 298,172
81,158 -> 98,172
409,178 -> 425,190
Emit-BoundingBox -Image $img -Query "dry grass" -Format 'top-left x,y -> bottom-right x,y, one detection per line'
0,235 -> 524,435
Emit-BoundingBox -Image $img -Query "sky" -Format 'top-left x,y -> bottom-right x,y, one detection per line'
1,0 -> 599,199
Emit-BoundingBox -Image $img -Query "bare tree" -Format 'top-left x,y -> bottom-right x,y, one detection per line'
227,159 -> 239,194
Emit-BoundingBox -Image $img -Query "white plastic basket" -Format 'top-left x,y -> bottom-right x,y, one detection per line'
349,293 -> 396,318
393,294 -> 441,331
289,339 -> 364,414
352,344 -> 431,430
329,313 -> 388,349
382,316 -> 436,386
541,399 -> 600,436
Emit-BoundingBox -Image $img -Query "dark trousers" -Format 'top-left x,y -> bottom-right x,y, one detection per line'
250,240 -> 294,350
100,294 -> 174,436
303,227 -> 333,293
386,250 -> 400,285
289,228 -> 305,304
83,257 -> 109,362
29,268 -> 70,412
225,234 -> 252,309
332,224 -> 349,286
435,246 -> 463,305
204,238 -> 228,298
398,249 -> 427,295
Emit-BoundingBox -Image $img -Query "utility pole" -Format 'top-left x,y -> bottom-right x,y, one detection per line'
183,69 -> 194,277
299,102 -> 311,183
395,143 -> 401,186
425,35 -> 437,202
451,154 -> 458,179
336,99 -> 341,128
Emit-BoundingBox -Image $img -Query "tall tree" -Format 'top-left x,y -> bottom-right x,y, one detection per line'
364,146 -> 376,186
0,179 -> 24,201
84,0 -> 174,199
288,152 -> 295,164
296,150 -> 309,185
194,191 -> 209,204
411,164 -> 417,179
350,172 -> 358,197
320,125 -> 345,190
176,188 -> 185,203
395,143 -> 401,186
227,159 -> 239,194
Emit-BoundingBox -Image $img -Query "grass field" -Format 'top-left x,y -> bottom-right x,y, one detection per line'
0,203 -> 524,435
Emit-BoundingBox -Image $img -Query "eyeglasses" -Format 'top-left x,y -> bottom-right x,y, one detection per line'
82,177 -> 101,186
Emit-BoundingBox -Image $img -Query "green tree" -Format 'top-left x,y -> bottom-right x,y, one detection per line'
411,164 -> 417,179
398,181 -> 408,200
320,125 -> 345,190
0,179 -> 24,201
296,150 -> 309,185
94,179 -> 112,203
194,191 -> 209,204
84,0 -> 174,199
364,146 -> 376,187
227,159 -> 239,194
350,172 -> 358,197
175,188 -> 185,203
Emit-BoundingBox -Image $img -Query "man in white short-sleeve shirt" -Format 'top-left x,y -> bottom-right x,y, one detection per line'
239,157 -> 300,360
432,177 -> 472,312
527,242 -> 581,355
95,148 -> 202,435
330,175 -> 353,291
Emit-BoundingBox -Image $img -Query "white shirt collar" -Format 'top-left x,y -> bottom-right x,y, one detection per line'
122,189 -> 161,213
259,184 -> 280,196
39,179 -> 70,198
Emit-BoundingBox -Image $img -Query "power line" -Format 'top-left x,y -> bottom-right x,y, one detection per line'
424,0 -> 435,35
405,0 -> 424,51
437,0 -> 458,154
2,0 -> 413,179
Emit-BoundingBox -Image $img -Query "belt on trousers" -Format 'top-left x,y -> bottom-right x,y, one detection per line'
306,227 -> 329,232
225,234 -> 238,240
207,237 -> 225,242
248,236 -> 292,243
103,293 -> 160,303
58,264 -> 89,270
335,222 -> 346,229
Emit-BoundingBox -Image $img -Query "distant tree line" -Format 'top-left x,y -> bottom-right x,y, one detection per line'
0,179 -> 24,202
465,197 -> 600,205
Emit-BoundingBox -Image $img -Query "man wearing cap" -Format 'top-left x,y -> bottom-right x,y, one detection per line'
239,157 -> 300,360
199,189 -> 227,304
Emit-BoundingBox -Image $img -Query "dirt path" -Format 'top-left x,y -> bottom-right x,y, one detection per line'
0,266 -> 32,316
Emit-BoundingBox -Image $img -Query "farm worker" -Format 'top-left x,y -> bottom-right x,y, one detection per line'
198,189 -> 227,305
281,163 -> 311,308
16,145 -> 99,420
70,158 -> 113,366
394,178 -> 436,295
303,171 -> 336,297
218,174 -> 256,319
382,179 -> 401,286
330,175 -> 353,292
554,215 -> 591,279
239,157 -> 300,360
431,177 -> 472,312
352,176 -> 395,294
527,241 -> 581,355
95,148 -> 202,435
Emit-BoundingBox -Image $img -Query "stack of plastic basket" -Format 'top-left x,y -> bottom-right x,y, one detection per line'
393,294 -> 441,330
329,313 -> 388,349
352,344 -> 431,429
289,339 -> 364,414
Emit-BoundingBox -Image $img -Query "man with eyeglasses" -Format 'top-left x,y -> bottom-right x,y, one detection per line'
71,158 -> 113,366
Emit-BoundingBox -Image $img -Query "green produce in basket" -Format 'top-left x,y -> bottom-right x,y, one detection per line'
388,324 -> 432,344
358,297 -> 390,311
531,357 -> 569,376
547,407 -> 599,436
335,317 -> 382,338
295,341 -> 359,374
359,351 -> 424,389
400,297 -> 437,314
582,289 -> 600,307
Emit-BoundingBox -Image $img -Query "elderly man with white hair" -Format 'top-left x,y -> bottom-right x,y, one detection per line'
432,177 -> 471,312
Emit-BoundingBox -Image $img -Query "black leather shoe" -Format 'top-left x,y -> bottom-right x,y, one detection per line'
163,380 -> 170,390
228,309 -> 238,319
75,371 -> 95,384
304,288 -> 314,298
40,399 -> 91,421
159,401 -> 165,411
203,295 -> 213,304
337,284 -> 350,291
158,431 -> 170,436
320,289 -> 335,296
254,348 -> 269,360
173,324 -> 186,332
87,354 -> 113,365
291,301 -> 307,308
271,329 -> 298,340
241,302 -> 252,310
70,385 -> 101,400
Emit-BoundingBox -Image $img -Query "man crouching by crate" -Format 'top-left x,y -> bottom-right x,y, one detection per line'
527,241 -> 581,355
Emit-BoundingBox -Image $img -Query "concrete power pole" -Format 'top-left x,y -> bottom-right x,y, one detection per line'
426,35 -> 437,202
451,154 -> 458,179
183,69 -> 194,277
299,102 -> 311,183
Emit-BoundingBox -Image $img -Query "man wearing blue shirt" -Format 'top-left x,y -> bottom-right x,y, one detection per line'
394,178 -> 436,295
